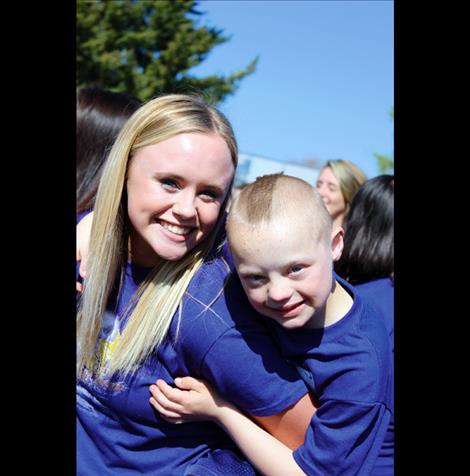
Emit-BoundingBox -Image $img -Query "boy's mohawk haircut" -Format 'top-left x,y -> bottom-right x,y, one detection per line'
235,173 -> 284,222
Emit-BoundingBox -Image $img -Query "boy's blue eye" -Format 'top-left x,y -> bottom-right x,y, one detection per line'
244,274 -> 265,285
290,265 -> 303,274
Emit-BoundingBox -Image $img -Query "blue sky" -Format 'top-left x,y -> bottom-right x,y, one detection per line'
190,0 -> 394,179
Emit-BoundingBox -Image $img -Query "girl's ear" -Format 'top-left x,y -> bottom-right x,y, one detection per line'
331,227 -> 344,262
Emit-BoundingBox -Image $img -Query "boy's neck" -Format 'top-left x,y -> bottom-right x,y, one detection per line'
307,279 -> 353,329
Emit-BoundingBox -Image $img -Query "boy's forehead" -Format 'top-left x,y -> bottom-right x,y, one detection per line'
230,219 -> 321,255
232,213 -> 316,238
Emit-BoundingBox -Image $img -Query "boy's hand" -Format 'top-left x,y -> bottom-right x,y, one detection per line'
149,376 -> 227,424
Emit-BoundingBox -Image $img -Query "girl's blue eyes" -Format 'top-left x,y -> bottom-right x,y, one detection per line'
161,179 -> 178,189
160,180 -> 218,200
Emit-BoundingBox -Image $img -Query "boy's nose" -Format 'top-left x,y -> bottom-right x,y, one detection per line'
267,281 -> 293,304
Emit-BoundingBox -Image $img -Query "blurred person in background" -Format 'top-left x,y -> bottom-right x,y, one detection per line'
335,174 -> 394,475
77,86 -> 141,221
315,159 -> 367,229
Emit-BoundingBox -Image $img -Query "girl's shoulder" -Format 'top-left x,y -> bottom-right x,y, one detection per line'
185,254 -> 233,308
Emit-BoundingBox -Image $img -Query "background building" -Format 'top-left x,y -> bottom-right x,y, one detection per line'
235,153 -> 320,187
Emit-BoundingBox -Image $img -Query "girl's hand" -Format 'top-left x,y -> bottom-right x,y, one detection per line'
149,376 -> 228,424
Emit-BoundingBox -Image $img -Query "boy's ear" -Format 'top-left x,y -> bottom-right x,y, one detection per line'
331,227 -> 344,262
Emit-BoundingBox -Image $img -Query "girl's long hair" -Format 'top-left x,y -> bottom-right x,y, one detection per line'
77,94 -> 237,379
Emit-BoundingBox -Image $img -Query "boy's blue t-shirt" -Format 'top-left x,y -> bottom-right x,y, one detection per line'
269,275 -> 394,476
76,255 -> 308,475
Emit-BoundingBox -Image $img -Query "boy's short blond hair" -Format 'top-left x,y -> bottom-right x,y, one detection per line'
227,173 -> 332,245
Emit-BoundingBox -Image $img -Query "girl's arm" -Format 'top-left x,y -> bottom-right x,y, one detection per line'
76,211 -> 93,291
149,377 -> 306,476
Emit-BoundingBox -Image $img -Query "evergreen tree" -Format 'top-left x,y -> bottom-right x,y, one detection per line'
77,0 -> 257,103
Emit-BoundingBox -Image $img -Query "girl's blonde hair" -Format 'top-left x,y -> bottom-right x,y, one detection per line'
77,94 -> 237,379
325,159 -> 367,211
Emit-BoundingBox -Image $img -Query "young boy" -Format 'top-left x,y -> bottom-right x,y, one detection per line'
150,173 -> 394,476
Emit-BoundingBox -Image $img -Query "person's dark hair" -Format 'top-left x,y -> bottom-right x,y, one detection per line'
335,175 -> 394,285
77,87 -> 141,213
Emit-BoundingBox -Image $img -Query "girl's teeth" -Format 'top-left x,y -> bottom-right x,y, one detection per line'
161,222 -> 192,235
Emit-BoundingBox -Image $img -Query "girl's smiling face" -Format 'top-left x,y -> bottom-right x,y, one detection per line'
126,132 -> 234,266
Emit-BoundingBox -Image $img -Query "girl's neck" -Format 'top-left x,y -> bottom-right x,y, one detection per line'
128,234 -> 163,268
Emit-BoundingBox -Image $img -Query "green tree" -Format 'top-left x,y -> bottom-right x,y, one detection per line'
77,0 -> 258,103
374,108 -> 394,174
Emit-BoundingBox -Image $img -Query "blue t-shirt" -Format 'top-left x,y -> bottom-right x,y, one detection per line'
355,278 -> 394,350
269,275 -> 394,476
76,254 -> 308,475
355,277 -> 394,475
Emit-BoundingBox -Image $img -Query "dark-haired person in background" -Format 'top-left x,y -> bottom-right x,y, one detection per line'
76,86 -> 141,221
335,174 -> 394,475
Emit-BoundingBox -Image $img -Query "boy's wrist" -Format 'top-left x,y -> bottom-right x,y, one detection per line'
215,402 -> 242,427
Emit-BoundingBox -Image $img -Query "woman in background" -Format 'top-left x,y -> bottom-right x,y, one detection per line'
315,159 -> 367,229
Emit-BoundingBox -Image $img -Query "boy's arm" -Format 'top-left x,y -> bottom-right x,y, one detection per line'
150,377 -> 306,476
251,392 -> 315,450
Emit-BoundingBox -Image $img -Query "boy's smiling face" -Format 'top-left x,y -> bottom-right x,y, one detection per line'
231,219 -> 343,329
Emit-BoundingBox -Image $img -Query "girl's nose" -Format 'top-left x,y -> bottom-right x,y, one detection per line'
173,191 -> 196,219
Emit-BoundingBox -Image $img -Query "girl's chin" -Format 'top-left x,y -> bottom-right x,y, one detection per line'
151,239 -> 200,262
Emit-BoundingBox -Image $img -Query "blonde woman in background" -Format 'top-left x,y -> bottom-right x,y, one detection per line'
76,94 -> 315,475
315,159 -> 367,229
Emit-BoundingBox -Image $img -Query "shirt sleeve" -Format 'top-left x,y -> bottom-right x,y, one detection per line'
294,399 -> 391,476
200,324 -> 309,416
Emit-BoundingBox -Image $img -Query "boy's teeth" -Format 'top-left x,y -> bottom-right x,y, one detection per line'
161,222 -> 192,235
